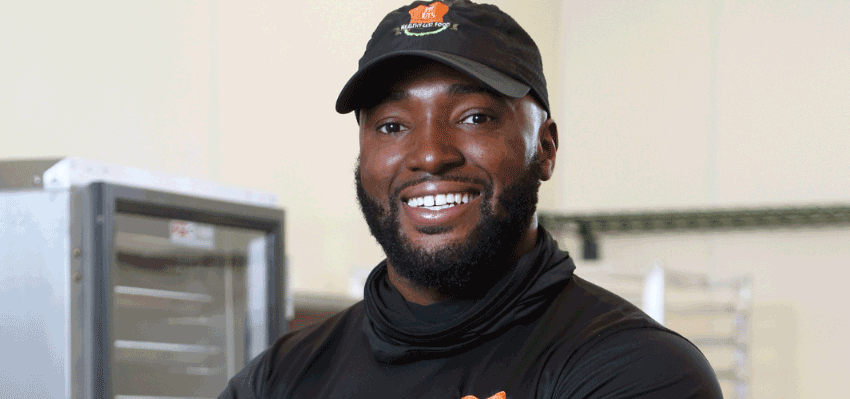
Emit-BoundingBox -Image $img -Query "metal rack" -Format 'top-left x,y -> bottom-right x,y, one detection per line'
539,205 -> 850,260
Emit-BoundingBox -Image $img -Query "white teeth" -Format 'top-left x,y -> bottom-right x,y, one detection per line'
406,192 -> 475,209
423,204 -> 453,211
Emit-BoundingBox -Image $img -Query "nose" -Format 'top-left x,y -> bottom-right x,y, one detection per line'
404,121 -> 465,174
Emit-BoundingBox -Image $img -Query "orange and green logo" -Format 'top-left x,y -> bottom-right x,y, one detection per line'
395,1 -> 458,36
409,2 -> 449,23
462,392 -> 507,399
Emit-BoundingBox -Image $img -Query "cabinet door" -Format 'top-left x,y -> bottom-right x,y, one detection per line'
110,213 -> 267,399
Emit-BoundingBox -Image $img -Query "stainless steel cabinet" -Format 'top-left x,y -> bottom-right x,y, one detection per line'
1,158 -> 286,399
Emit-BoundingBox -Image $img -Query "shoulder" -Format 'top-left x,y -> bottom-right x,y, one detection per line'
556,328 -> 723,398
538,275 -> 665,347
218,302 -> 366,399
542,277 -> 723,398
270,302 -> 365,358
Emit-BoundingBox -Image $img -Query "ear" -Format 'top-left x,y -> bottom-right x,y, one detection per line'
536,118 -> 558,181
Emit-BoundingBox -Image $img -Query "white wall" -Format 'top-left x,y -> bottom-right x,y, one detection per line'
558,0 -> 850,210
0,1 -> 216,180
3,0 -> 848,397
558,1 -> 850,397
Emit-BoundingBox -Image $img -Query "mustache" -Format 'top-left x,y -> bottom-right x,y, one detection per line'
390,175 -> 491,201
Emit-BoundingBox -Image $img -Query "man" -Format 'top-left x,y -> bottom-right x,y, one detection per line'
220,1 -> 722,397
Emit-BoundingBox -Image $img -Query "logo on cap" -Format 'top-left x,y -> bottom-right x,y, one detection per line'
396,1 -> 457,36
410,2 -> 448,23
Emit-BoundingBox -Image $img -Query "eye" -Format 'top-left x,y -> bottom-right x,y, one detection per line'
376,122 -> 406,135
460,113 -> 492,125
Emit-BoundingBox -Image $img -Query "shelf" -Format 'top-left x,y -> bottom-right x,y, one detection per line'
115,286 -> 213,303
113,340 -> 222,366
540,204 -> 850,234
114,340 -> 220,355
540,204 -> 850,260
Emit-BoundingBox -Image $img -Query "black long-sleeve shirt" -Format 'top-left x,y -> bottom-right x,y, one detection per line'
220,231 -> 722,398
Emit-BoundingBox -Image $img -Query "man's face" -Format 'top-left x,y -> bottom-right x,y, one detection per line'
355,62 -> 556,294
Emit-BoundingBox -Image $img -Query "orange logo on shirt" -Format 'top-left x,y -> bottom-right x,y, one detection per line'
409,1 -> 450,24
462,392 -> 506,399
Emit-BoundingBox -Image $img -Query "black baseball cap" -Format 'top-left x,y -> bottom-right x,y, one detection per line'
335,0 -> 549,115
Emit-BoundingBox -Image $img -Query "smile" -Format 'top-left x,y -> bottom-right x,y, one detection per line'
405,192 -> 480,211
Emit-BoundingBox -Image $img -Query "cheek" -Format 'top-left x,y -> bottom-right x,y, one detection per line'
521,104 -> 547,163
523,131 -> 537,163
359,144 -> 405,198
463,136 -> 530,183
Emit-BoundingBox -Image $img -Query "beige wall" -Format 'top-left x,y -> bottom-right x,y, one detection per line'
558,1 -> 850,398
1,1 -> 216,180
2,0 -> 848,397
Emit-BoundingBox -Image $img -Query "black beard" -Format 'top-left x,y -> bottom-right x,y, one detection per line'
355,159 -> 542,297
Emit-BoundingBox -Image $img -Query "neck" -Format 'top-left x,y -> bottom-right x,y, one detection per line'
387,266 -> 449,305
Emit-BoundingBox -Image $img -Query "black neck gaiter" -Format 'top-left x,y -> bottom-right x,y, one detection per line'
362,228 -> 576,364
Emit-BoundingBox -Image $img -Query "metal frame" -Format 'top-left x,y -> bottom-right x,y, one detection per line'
84,182 -> 285,399
69,189 -> 86,399
540,205 -> 850,259
0,158 -> 60,189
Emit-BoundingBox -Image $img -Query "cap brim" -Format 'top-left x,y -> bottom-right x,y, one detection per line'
335,50 -> 531,114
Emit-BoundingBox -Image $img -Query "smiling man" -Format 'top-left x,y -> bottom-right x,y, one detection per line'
220,1 -> 722,398
353,61 -> 554,306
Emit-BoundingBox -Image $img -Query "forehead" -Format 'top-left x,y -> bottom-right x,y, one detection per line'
358,59 -> 505,111
391,62 -> 480,87
388,65 -> 503,101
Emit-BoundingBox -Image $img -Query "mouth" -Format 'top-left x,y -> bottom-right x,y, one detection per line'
403,190 -> 481,211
